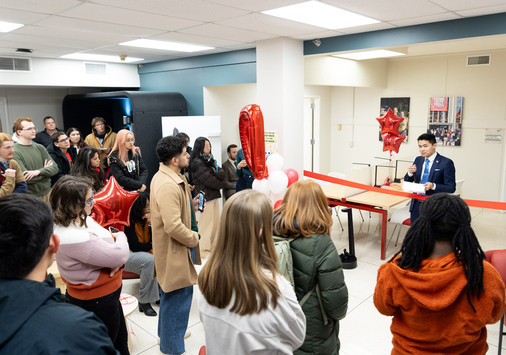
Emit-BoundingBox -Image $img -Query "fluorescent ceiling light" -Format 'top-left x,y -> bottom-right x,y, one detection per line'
333,50 -> 406,60
262,1 -> 379,30
61,53 -> 144,63
0,20 -> 24,33
120,39 -> 214,53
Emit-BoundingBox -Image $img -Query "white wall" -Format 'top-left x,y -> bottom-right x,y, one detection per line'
203,83 -> 257,163
329,49 -> 506,201
0,57 -> 140,88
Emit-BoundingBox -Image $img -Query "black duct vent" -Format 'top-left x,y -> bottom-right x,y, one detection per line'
0,57 -> 31,71
467,55 -> 491,66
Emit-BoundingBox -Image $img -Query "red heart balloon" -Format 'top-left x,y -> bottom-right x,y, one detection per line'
381,133 -> 405,154
377,108 -> 404,135
91,176 -> 139,228
239,104 -> 267,180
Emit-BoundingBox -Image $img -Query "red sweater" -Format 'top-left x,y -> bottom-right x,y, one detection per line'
374,253 -> 505,354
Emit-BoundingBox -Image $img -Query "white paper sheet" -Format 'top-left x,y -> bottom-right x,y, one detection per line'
402,181 -> 426,194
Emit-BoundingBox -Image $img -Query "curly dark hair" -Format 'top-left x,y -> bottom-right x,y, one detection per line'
130,192 -> 148,225
391,193 -> 485,312
156,136 -> 186,164
50,175 -> 92,228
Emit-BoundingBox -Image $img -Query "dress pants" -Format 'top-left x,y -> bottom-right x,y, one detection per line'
124,251 -> 160,304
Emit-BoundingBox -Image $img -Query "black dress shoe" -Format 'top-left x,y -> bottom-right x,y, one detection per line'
139,303 -> 157,316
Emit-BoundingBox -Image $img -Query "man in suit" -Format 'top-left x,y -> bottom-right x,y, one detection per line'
404,133 -> 456,223
222,144 -> 238,199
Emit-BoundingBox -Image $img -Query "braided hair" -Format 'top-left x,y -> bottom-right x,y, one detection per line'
390,193 -> 485,311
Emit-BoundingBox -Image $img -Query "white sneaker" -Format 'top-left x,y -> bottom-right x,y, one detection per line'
184,329 -> 191,339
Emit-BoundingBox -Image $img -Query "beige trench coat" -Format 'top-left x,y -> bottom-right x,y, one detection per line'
150,164 -> 201,293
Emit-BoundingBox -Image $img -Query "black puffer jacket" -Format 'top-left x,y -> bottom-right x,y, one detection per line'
278,231 -> 349,355
191,158 -> 226,201
109,150 -> 148,191
47,144 -> 77,186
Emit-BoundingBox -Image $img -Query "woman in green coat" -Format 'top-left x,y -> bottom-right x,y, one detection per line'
274,180 -> 348,355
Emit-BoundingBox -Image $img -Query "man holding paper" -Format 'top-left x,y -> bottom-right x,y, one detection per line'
404,133 -> 456,223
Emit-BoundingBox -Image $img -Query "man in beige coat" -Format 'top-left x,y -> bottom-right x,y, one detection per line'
150,135 -> 201,355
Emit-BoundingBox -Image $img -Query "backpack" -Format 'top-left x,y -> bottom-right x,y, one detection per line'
272,236 -> 329,325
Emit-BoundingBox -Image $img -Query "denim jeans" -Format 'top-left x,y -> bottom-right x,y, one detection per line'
158,248 -> 195,355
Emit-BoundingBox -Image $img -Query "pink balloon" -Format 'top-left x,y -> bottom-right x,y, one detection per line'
284,169 -> 299,187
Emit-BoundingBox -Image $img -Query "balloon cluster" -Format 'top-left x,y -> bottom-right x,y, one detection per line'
377,108 -> 405,154
238,104 -> 299,207
90,176 -> 138,228
252,153 -> 299,207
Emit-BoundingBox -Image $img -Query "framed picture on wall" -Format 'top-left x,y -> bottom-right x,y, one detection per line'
379,97 -> 410,142
427,97 -> 463,146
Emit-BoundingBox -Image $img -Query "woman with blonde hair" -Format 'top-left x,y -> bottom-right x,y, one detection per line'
197,189 -> 306,354
108,129 -> 148,192
273,179 -> 348,355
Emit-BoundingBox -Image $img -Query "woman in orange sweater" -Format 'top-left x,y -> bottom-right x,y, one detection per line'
374,193 -> 505,354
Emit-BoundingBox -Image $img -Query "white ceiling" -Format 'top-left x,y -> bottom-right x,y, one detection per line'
1,0 -> 506,63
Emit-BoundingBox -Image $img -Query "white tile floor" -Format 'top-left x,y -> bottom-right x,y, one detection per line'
122,206 -> 506,355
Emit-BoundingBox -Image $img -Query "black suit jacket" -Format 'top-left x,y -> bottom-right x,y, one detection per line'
404,152 -> 456,212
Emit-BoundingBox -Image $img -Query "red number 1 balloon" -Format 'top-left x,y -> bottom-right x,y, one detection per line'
239,104 -> 267,180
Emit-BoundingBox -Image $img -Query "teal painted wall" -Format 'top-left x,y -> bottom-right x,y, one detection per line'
138,49 -> 256,116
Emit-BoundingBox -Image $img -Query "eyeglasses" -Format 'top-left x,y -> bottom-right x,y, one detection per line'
21,127 -> 37,132
85,191 -> 95,206
94,123 -> 105,127
58,138 -> 69,143
125,139 -> 135,143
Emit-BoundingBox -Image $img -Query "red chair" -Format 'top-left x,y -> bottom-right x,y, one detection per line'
485,249 -> 506,355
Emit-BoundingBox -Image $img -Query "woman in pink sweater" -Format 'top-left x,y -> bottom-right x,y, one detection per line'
50,175 -> 130,355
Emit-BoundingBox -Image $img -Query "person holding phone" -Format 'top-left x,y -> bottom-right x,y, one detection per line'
50,175 -> 130,355
190,137 -> 226,258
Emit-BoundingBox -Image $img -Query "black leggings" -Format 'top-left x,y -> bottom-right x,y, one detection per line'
67,286 -> 129,355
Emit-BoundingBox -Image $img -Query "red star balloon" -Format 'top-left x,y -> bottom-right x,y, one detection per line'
381,133 -> 406,154
91,176 -> 139,228
377,108 -> 404,135
239,104 -> 267,180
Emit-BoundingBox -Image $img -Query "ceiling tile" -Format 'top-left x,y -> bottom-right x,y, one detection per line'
35,15 -> 166,37
59,3 -> 203,31
389,12 -> 461,27
291,30 -> 346,41
203,0 -> 301,12
179,23 -> 275,43
13,26 -> 132,44
338,22 -> 396,35
0,6 -> 50,24
216,13 -> 327,36
148,32 -> 243,48
0,0 -> 83,14
431,0 -> 506,11
323,0 -> 449,22
91,0 -> 250,22
456,4 -> 506,17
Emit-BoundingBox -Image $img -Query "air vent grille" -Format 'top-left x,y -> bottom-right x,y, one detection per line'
85,62 -> 107,75
467,55 -> 491,66
0,57 -> 31,71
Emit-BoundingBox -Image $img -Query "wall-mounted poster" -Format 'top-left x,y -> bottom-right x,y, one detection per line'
427,97 -> 463,146
379,97 -> 410,142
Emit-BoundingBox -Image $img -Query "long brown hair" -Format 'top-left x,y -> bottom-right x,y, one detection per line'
273,179 -> 333,238
50,175 -> 91,228
198,190 -> 281,315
